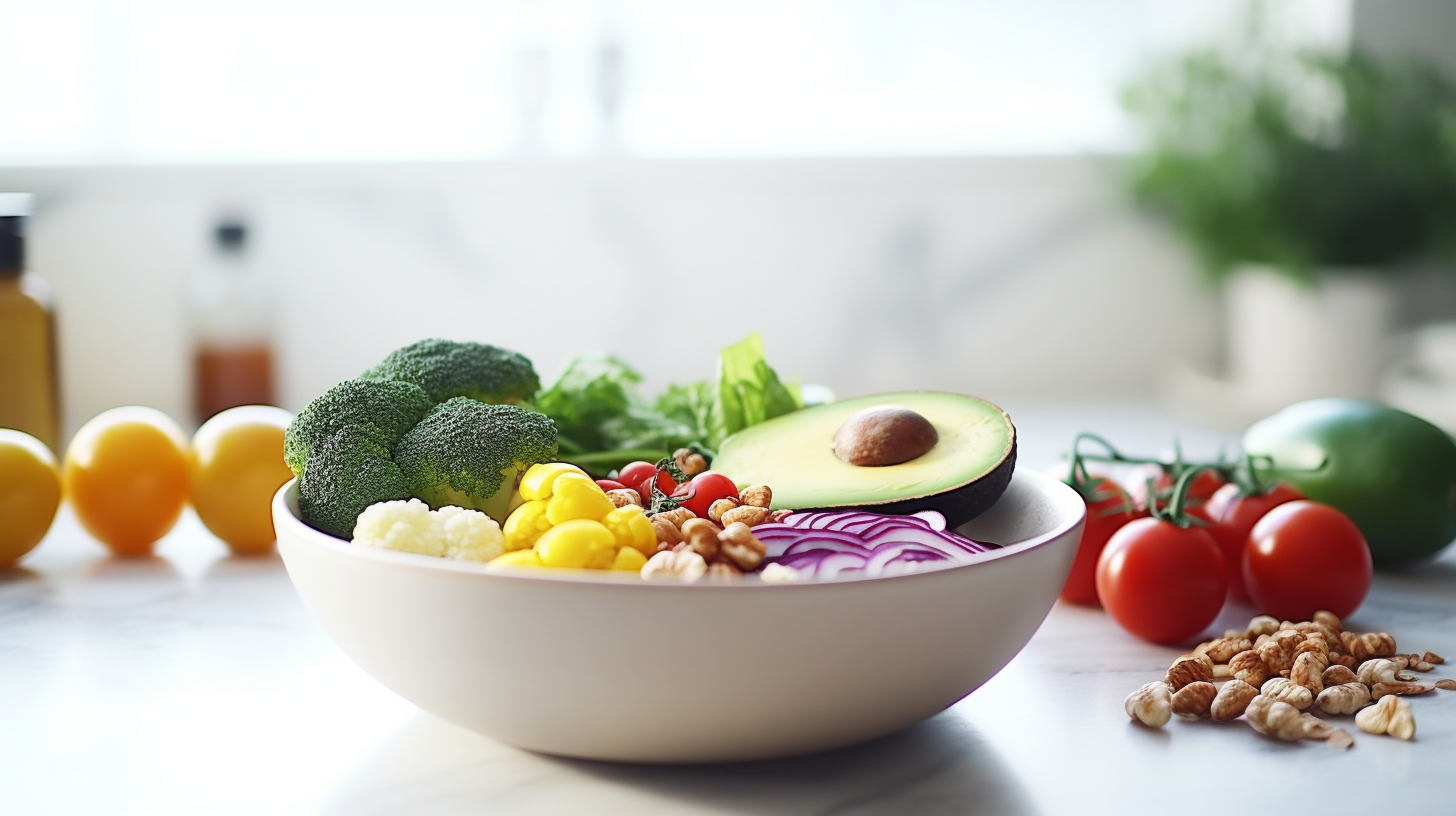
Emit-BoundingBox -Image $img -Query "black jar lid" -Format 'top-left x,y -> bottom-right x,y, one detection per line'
0,193 -> 32,272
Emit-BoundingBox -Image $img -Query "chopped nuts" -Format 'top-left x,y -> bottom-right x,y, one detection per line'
672,448 -> 709,478
677,518 -> 721,561
706,498 -> 738,524
1211,679 -> 1261,722
641,549 -> 707,582
1370,681 -> 1433,700
1261,677 -> 1315,710
1290,651 -> 1328,695
720,504 -> 773,528
605,488 -> 643,508
1166,654 -> 1214,690
1341,631 -> 1397,661
1322,664 -> 1359,687
1230,649 -> 1274,687
1246,695 -> 1306,741
1312,609 -> 1344,635
653,506 -> 696,529
650,515 -> 684,550
1258,639 -> 1293,674
1246,615 -> 1281,639
1316,683 -> 1372,716
1126,682 -> 1173,728
1196,636 -> 1253,664
1356,695 -> 1416,740
718,522 -> 767,571
1171,681 -> 1217,719
1357,658 -> 1399,687
738,484 -> 772,509
1322,728 -> 1356,749
704,560 -> 743,579
1125,610 -> 1450,750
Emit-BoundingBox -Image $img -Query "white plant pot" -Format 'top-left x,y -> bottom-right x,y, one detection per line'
1225,265 -> 1397,405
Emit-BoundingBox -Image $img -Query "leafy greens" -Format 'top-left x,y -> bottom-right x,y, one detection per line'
529,333 -> 803,476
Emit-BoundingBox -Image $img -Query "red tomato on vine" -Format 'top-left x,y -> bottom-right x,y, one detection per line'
1095,517 -> 1228,645
1244,500 -> 1372,621
1204,480 -> 1303,604
1059,476 -> 1146,606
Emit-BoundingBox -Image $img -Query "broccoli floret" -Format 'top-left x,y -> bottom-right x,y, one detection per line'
362,338 -> 540,405
393,397 -> 558,522
284,378 -> 433,477
297,426 -> 413,538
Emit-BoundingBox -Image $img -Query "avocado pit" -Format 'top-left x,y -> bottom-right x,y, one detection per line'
832,405 -> 939,467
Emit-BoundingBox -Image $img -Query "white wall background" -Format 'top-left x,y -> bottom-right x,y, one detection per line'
2,158 -> 1219,437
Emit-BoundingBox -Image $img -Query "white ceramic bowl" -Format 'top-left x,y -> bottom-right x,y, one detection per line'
273,468 -> 1084,763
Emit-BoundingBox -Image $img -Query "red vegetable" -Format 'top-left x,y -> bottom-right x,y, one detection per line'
671,471 -> 740,519
1095,517 -> 1227,645
617,461 -> 676,504
1204,480 -> 1303,603
1244,500 -> 1372,620
1059,476 -> 1144,607
1131,465 -> 1227,520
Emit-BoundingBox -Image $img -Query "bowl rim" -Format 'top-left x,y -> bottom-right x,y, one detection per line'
272,468 -> 1083,590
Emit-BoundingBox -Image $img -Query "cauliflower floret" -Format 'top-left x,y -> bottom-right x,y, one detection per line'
352,499 -> 504,562
436,505 -> 506,562
759,562 -> 801,584
352,498 -> 444,556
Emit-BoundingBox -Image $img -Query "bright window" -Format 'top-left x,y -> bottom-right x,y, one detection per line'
0,0 -> 1351,164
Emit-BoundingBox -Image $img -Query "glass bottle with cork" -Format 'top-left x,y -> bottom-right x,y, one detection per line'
0,193 -> 61,453
188,216 -> 277,423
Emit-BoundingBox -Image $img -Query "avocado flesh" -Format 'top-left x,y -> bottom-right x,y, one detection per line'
713,391 -> 1017,527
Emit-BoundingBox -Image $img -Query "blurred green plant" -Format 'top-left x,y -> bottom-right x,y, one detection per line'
1122,39 -> 1456,284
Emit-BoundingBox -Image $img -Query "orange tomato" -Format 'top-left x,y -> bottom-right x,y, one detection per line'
188,405 -> 294,555
63,406 -> 190,557
0,428 -> 62,567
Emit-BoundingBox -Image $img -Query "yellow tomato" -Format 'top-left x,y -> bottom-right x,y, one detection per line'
63,406 -> 190,557
0,428 -> 62,568
189,405 -> 295,555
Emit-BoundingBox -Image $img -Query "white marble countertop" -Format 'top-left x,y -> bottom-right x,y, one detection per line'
5,402 -> 1455,815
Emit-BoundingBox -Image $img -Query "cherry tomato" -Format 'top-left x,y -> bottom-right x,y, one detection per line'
1131,466 -> 1227,520
617,460 -> 676,503
671,471 -> 741,519
1204,481 -> 1303,604
0,428 -> 62,568
1095,517 -> 1228,645
1059,476 -> 1146,606
595,479 -> 628,493
1245,500 -> 1372,621
189,405 -> 295,555
63,406 -> 190,557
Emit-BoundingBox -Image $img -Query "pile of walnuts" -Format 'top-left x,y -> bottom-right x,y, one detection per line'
1125,611 -> 1451,747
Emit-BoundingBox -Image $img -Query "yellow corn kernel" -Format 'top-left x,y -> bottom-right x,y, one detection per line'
488,549 -> 543,569
534,519 -> 615,569
602,504 -> 657,556
612,546 -> 648,572
545,473 -> 616,525
502,499 -> 552,551
518,462 -> 589,501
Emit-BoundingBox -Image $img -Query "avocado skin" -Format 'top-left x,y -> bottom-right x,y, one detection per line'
817,439 -> 1018,528
1243,398 -> 1456,567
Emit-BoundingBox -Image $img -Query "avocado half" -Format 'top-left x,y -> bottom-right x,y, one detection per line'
712,391 -> 1017,528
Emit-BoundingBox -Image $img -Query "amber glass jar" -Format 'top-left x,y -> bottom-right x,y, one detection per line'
0,194 -> 61,452
188,218 -> 277,423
